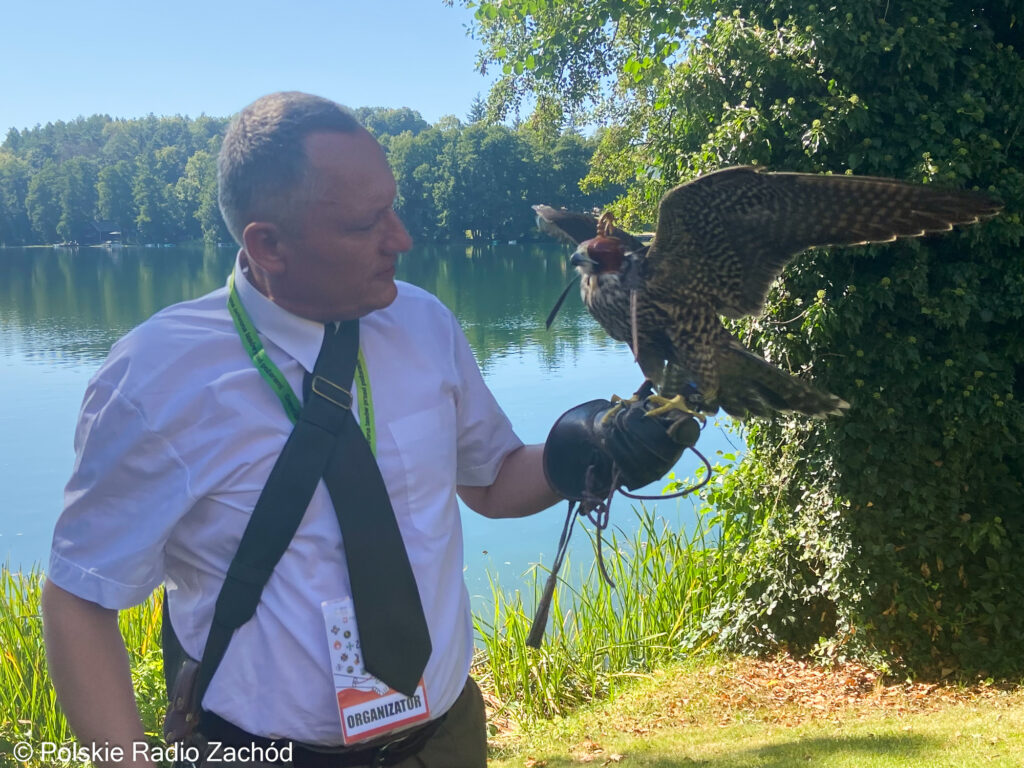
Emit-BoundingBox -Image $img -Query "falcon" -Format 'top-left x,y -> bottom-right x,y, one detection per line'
535,166 -> 1001,420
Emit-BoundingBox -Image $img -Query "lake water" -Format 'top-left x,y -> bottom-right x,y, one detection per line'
0,244 -> 739,603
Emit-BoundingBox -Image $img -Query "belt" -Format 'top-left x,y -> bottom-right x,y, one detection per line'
198,710 -> 446,768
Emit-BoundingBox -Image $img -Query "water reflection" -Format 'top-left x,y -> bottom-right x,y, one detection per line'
0,243 -> 608,368
0,246 -> 235,363
400,243 -> 614,372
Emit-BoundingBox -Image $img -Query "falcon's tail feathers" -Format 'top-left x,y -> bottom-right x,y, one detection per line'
715,344 -> 849,420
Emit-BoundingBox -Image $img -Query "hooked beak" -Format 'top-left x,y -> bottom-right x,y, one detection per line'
570,247 -> 596,268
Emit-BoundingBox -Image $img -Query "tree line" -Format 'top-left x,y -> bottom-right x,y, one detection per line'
0,114 -> 229,246
0,104 -> 618,247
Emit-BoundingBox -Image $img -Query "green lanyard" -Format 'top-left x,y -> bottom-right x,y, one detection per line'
227,272 -> 376,455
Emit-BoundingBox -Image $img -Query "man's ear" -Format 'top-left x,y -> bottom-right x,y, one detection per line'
242,221 -> 289,276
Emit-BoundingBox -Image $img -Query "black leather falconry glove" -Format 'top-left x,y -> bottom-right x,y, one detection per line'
543,397 -> 701,501
527,396 -> 702,648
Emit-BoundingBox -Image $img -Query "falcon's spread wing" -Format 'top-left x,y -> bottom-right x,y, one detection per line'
534,169 -> 1001,419
533,205 -> 648,252
649,167 -> 1003,318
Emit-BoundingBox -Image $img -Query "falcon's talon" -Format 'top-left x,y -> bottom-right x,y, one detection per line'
644,395 -> 707,427
600,393 -> 640,425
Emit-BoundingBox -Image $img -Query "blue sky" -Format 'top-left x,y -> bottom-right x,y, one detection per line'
1,0 -> 494,133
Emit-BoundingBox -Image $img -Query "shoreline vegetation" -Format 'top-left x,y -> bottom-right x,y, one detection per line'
3,504 -> 736,765
5,505 -> 1022,766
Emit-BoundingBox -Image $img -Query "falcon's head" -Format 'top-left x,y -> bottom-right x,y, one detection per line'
570,236 -> 627,276
571,211 -> 628,277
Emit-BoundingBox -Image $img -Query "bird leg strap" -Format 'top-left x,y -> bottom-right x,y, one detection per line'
630,288 -> 640,363
526,463 -> 617,648
530,404 -> 710,648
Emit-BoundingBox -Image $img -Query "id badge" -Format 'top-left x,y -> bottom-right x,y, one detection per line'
321,598 -> 431,745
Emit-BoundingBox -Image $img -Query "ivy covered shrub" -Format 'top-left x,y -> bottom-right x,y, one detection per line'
471,0 -> 1023,675
689,1 -> 1024,678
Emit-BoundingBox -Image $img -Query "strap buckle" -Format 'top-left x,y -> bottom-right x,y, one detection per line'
311,375 -> 353,410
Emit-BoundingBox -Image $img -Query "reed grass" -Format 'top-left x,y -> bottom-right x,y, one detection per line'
0,566 -> 165,766
474,502 -> 741,724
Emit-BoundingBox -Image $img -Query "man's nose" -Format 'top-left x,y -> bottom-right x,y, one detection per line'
384,208 -> 413,252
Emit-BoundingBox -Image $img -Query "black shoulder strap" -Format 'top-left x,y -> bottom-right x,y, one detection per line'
168,321 -> 360,710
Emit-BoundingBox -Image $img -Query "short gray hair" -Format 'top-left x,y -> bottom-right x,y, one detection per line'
218,91 -> 362,245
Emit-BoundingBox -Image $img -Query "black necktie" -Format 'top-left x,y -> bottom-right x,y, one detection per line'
304,321 -> 432,696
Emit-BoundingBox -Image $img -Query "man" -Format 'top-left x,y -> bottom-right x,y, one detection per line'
42,92 -> 684,768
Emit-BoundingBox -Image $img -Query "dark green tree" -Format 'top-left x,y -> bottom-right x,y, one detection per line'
388,127 -> 450,241
2,128 -> 23,153
470,0 -> 1024,676
98,160 -> 137,239
133,153 -> 170,243
56,157 -> 99,241
188,115 -> 230,152
466,93 -> 488,124
422,116 -> 465,235
528,131 -> 617,214
176,149 -> 229,243
146,115 -> 192,156
1,109 -> 610,247
355,107 -> 430,138
0,152 -> 32,245
101,119 -> 144,165
25,160 -> 61,243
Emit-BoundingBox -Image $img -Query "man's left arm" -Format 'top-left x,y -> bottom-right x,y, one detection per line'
458,444 -> 562,519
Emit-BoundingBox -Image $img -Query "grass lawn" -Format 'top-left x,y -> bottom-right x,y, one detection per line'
484,655 -> 1024,767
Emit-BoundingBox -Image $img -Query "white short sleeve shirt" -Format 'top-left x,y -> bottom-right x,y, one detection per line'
48,258 -> 523,744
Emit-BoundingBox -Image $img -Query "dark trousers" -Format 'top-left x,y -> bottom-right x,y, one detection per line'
389,677 -> 487,768
190,677 -> 487,768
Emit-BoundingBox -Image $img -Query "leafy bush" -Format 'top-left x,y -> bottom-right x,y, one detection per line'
688,1 -> 1024,679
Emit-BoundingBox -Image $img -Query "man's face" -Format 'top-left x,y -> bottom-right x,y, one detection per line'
278,130 -> 413,321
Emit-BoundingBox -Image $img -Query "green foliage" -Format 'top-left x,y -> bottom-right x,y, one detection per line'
471,0 -> 1024,676
466,93 -> 489,124
0,152 -> 32,244
55,158 -> 98,242
133,152 -> 172,244
354,106 -> 430,138
175,147 -> 229,244
386,118 -> 620,242
0,568 -> 69,766
97,160 -> 138,240
24,160 -> 61,244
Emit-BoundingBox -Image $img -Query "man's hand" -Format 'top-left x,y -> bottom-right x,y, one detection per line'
542,397 -> 701,500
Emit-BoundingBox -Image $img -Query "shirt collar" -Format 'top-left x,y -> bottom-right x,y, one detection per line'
231,253 -> 325,374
